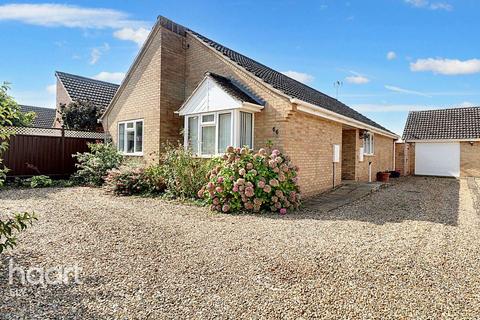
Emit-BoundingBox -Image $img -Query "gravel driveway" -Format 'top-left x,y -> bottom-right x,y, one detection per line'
1,177 -> 479,319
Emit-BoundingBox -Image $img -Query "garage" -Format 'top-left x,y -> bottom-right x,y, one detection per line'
402,106 -> 480,178
415,142 -> 460,177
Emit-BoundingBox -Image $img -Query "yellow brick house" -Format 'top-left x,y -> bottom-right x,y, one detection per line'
101,16 -> 399,197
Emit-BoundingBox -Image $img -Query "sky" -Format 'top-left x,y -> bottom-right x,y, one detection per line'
1,0 -> 479,135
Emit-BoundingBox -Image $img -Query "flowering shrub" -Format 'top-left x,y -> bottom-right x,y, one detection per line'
198,147 -> 301,214
105,162 -> 166,196
104,162 -> 149,195
73,143 -> 123,186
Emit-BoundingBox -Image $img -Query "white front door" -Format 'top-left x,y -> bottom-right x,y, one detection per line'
415,142 -> 460,177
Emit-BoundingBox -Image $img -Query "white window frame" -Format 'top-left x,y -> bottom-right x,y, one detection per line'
363,132 -> 374,155
185,110 -> 251,157
117,119 -> 144,156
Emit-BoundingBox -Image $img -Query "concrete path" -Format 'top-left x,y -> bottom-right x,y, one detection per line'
303,181 -> 385,212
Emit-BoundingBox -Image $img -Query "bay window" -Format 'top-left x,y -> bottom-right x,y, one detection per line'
185,110 -> 253,156
363,132 -> 374,155
118,119 -> 144,155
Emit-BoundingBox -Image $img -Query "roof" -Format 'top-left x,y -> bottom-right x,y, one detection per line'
403,106 -> 480,141
185,26 -> 393,134
207,72 -> 261,105
56,71 -> 119,111
19,105 -> 56,128
102,16 -> 394,136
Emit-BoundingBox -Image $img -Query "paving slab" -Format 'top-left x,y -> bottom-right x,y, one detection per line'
303,181 -> 385,212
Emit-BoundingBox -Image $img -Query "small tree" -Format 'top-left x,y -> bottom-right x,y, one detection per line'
0,82 -> 36,253
0,83 -> 35,185
60,100 -> 101,131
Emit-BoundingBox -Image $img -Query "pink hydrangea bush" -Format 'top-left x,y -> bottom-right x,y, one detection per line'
198,146 -> 301,214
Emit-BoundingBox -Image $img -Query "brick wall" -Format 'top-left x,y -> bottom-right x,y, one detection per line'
104,24 -> 163,163
395,142 -> 412,176
283,111 -> 343,197
54,78 -> 72,128
460,141 -> 480,177
357,133 -> 395,181
341,129 -> 358,180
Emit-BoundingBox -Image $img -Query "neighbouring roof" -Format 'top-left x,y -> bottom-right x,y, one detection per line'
186,26 -> 392,134
56,71 -> 119,111
207,72 -> 261,105
403,106 -> 480,140
19,105 -> 56,128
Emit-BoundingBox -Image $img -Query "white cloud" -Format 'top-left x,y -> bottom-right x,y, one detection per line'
410,58 -> 480,75
0,4 -> 150,45
93,72 -> 125,84
385,85 -> 431,97
345,75 -> 370,84
89,43 -> 110,65
113,27 -> 149,47
404,0 -> 452,10
281,71 -> 315,84
0,3 -> 145,29
46,84 -> 56,94
387,51 -> 397,60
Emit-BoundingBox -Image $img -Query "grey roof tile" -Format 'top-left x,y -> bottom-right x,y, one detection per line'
403,107 -> 480,140
56,71 -> 119,111
19,105 -> 56,128
181,24 -> 392,134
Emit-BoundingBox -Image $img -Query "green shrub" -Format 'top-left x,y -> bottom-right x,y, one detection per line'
28,175 -> 53,188
161,144 -> 215,199
198,147 -> 301,214
0,212 -> 37,253
73,143 -> 123,186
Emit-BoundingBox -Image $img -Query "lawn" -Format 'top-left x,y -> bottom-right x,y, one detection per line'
1,177 -> 479,318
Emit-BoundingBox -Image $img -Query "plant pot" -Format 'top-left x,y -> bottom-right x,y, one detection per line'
376,172 -> 390,182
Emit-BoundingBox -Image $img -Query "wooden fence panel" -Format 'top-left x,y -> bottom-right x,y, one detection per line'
2,134 -> 100,178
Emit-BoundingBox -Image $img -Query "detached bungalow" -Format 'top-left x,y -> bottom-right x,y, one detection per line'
101,16 -> 398,196
401,106 -> 480,178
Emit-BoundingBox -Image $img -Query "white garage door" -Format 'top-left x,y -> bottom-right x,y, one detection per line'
415,142 -> 460,177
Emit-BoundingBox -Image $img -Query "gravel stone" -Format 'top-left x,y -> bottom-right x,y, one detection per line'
0,176 -> 479,319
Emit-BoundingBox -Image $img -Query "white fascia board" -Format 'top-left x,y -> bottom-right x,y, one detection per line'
292,98 -> 399,139
240,102 -> 264,113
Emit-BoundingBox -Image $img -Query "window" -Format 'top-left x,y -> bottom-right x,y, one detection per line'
118,119 -> 144,155
187,116 -> 199,153
363,132 -> 374,155
240,111 -> 253,148
185,110 -> 246,156
218,113 -> 232,153
200,113 -> 216,155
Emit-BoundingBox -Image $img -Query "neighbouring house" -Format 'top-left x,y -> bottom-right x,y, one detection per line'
19,105 -> 56,128
400,106 -> 480,178
54,71 -> 119,128
100,16 -> 399,196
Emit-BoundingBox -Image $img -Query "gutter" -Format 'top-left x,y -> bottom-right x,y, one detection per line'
291,98 -> 400,140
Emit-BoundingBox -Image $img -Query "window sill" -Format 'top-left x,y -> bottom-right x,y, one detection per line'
363,153 -> 375,157
121,153 -> 144,157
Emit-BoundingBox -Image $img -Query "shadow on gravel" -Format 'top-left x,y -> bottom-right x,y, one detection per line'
0,251 -> 104,319
271,177 -> 461,226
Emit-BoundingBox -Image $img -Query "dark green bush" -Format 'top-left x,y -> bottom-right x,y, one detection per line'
73,143 -> 123,186
161,144 -> 215,199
